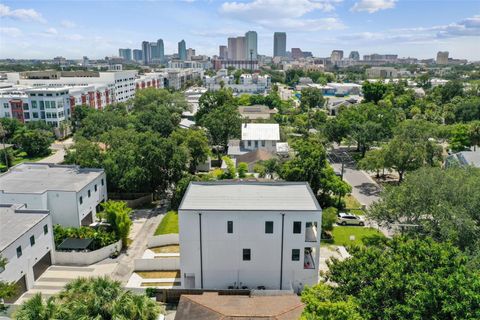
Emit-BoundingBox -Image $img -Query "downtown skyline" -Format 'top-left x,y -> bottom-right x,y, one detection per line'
0,0 -> 479,60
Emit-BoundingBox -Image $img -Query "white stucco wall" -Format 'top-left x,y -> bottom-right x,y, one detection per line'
0,214 -> 54,290
179,210 -> 321,291
53,240 -> 121,266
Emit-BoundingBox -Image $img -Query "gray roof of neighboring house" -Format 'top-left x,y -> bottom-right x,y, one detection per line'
0,204 -> 49,251
179,181 -> 321,211
241,123 -> 280,141
0,163 -> 104,194
446,150 -> 480,168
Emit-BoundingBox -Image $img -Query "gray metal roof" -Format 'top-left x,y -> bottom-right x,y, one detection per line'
0,163 -> 104,194
458,150 -> 480,167
0,204 -> 49,251
179,182 -> 321,211
241,123 -> 280,141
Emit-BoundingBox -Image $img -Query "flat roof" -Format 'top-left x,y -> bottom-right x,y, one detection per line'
0,163 -> 104,194
0,204 -> 49,251
241,123 -> 280,141
179,182 -> 321,211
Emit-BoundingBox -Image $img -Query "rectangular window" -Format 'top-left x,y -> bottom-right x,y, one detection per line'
30,235 -> 35,246
43,224 -> 48,234
31,101 -> 37,108
265,221 -> 274,234
39,101 -> 44,109
255,141 -> 259,148
292,249 -> 300,261
51,101 -> 56,108
94,184 -> 98,192
261,140 -> 265,147
45,101 -> 50,108
293,221 -> 302,234
227,221 -> 233,234
243,248 -> 251,261
3,103 -> 8,108
247,140 -> 251,147
23,103 -> 29,110
88,190 -> 91,197
32,112 -> 38,118
101,178 -> 104,186
16,246 -> 22,258
79,196 -> 83,204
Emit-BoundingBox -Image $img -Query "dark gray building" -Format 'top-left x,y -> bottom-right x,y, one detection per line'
273,32 -> 287,57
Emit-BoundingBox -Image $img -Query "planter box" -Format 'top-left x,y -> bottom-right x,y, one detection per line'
54,240 -> 122,266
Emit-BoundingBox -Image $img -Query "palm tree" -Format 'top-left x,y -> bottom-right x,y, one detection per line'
13,294 -> 59,320
469,121 -> 480,151
14,277 -> 163,320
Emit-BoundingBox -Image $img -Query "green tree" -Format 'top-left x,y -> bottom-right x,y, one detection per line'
100,200 -> 133,247
383,137 -> 425,182
196,89 -> 236,124
321,207 -> 338,233
172,128 -> 210,174
237,162 -> 248,178
449,123 -> 471,152
368,167 -> 480,256
13,128 -> 53,157
14,294 -> 59,320
358,149 -> 385,178
324,237 -> 480,320
470,121 -> 480,151
362,81 -> 388,104
301,283 -> 363,320
221,156 -> 236,179
0,256 -> 17,311
203,104 -> 241,158
64,137 -> 104,168
300,87 -> 325,112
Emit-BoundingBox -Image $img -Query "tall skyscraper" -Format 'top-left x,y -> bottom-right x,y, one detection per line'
228,37 -> 237,60
219,45 -> 228,59
141,41 -> 151,64
330,50 -> 344,62
133,49 -> 143,62
273,32 -> 287,57
349,51 -> 360,60
150,42 -> 158,61
118,48 -> 132,61
178,40 -> 187,61
236,36 -> 246,60
156,39 -> 165,62
436,51 -> 449,65
245,31 -> 258,60
187,48 -> 196,60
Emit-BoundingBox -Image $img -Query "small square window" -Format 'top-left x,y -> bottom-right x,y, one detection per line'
227,221 -> 233,234
30,235 -> 35,246
79,196 -> 83,204
293,221 -> 302,234
265,221 -> 274,234
16,246 -> 22,258
43,225 -> 48,234
243,249 -> 251,261
292,249 -> 300,261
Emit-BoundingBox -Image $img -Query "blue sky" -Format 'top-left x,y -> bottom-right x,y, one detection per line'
0,0 -> 479,60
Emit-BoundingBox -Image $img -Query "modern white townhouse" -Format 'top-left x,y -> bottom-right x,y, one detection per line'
179,182 -> 322,292
0,163 -> 107,227
0,204 -> 54,302
228,123 -> 283,158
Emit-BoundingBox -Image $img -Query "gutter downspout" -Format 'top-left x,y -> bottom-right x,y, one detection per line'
199,213 -> 204,289
280,213 -> 285,290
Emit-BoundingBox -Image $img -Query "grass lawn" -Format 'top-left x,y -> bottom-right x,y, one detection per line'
150,245 -> 180,254
154,211 -> 179,235
137,270 -> 181,279
331,226 -> 384,246
344,194 -> 365,216
11,154 -> 45,166
141,281 -> 181,287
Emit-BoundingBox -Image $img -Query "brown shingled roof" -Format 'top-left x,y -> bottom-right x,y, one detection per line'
174,292 -> 304,320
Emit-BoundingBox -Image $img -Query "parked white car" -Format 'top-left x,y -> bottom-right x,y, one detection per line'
337,213 -> 365,226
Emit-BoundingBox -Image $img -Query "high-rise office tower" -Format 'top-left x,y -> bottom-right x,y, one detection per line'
178,40 -> 187,61
228,37 -> 237,60
150,42 -> 158,61
245,31 -> 258,60
141,41 -> 151,64
349,51 -> 360,60
187,48 -> 196,60
133,49 -> 143,62
436,51 -> 449,65
236,36 -> 246,60
156,39 -> 165,62
273,32 -> 287,57
330,50 -> 344,62
219,45 -> 228,59
118,48 -> 132,61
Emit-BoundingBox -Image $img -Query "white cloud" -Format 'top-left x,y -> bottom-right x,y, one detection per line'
0,4 -> 46,23
351,0 -> 396,13
61,20 -> 76,28
45,27 -> 58,35
0,27 -> 22,37
220,0 -> 344,31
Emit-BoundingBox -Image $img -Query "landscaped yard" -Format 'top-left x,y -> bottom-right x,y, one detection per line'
154,211 -> 179,235
330,226 -> 384,246
141,281 -> 181,287
150,245 -> 179,254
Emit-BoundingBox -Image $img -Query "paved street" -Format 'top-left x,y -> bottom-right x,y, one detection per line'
328,145 -> 381,208
40,138 -> 73,164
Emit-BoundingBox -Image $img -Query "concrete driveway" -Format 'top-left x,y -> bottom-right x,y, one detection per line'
40,138 -> 74,164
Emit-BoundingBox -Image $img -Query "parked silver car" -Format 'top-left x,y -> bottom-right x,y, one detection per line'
337,212 -> 365,226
